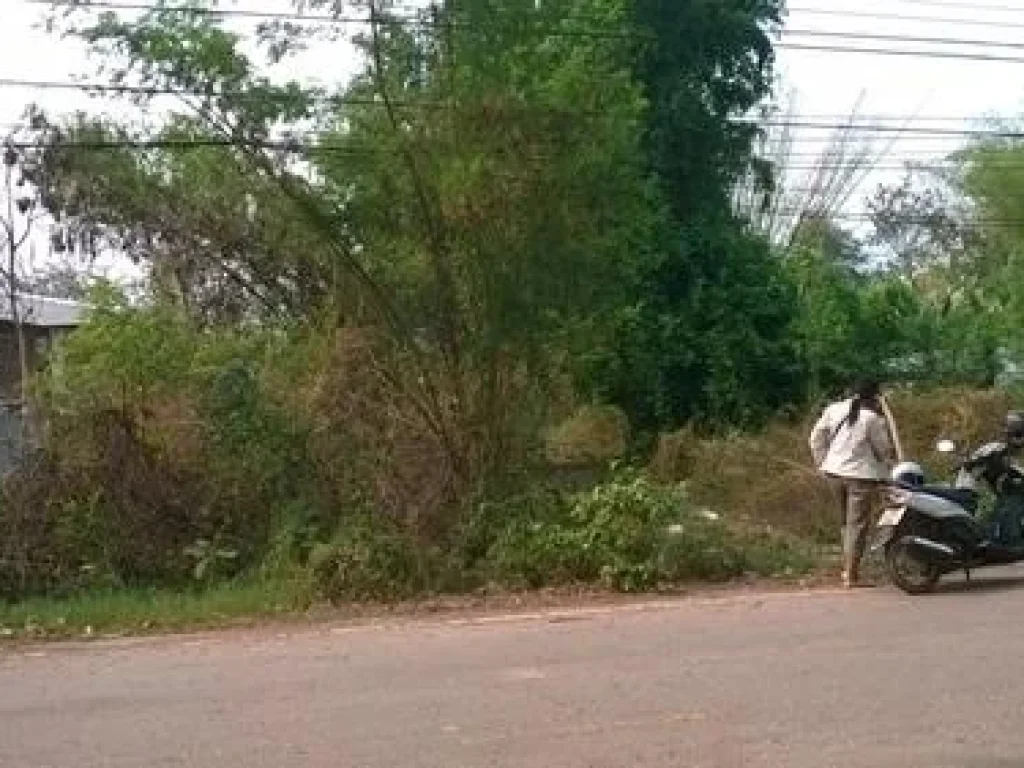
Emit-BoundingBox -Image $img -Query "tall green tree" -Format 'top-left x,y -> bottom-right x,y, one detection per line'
632,0 -> 782,221
41,0 -> 660,481
584,0 -> 801,430
309,0 -> 658,469
30,116 -> 336,323
960,139 -> 1024,345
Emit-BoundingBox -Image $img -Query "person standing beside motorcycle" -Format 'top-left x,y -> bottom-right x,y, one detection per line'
809,379 -> 896,588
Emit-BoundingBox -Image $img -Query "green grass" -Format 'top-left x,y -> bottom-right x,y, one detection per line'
0,552 -> 828,644
0,577 -> 313,641
0,486 -> 825,643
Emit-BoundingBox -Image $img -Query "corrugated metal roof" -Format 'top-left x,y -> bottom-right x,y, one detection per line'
0,294 -> 88,328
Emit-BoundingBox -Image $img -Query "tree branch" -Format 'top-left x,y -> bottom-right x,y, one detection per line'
368,1 -> 463,377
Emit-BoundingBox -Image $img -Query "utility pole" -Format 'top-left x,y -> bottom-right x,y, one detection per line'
3,147 -> 30,405
2,142 -> 42,453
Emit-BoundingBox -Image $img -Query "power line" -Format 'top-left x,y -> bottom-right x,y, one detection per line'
756,120 -> 1024,139
890,0 -> 1024,14
39,0 -> 1024,29
2,133 -> 1006,172
2,133 -> 999,171
774,160 -> 964,167
0,76 -> 274,96
0,137 -> 575,167
2,138 -> 295,151
776,144 -> 981,151
788,6 -> 1024,31
764,114 -> 1006,122
775,164 -> 996,171
3,138 -> 1022,173
776,155 -> 993,163
774,134 -> 991,140
784,28 -> 1024,51
28,0 -> 1024,61
27,0 -> 654,40
7,141 -> 1024,225
1,76 -> 1022,139
25,0 -> 407,26
0,77 -> 457,110
770,210 -> 1024,227
779,42 -> 1024,64
773,151 -> 971,157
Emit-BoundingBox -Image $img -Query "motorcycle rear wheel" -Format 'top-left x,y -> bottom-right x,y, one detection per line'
885,536 -> 942,595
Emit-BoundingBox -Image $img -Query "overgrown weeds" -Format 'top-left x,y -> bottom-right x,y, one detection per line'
653,387 -> 1015,541
3,295 -> 1007,638
0,469 -> 815,639
455,473 -> 813,594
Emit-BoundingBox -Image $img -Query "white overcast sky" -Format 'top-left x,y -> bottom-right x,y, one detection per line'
1,0 -> 1023,261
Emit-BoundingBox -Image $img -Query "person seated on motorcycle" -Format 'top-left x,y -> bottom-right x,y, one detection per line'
809,378 -> 896,588
960,411 -> 1024,547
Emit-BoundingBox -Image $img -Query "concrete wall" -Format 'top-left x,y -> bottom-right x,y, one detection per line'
0,322 -> 73,473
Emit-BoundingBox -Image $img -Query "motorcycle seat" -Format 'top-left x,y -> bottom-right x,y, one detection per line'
978,542 -> 1024,564
919,485 -> 979,512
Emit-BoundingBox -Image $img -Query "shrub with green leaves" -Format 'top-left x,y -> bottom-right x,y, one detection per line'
485,518 -> 584,589
481,474 -> 814,592
309,517 -> 430,603
1,286 -> 816,606
452,486 -> 570,571
0,290 -> 319,597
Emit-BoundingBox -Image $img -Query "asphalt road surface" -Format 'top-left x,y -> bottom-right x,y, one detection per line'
5,574 -> 1024,768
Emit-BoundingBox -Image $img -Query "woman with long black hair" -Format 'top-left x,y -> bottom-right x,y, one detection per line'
809,379 -> 896,588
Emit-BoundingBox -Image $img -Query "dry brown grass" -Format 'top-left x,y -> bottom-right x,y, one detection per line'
544,405 -> 629,467
650,388 -> 1016,541
304,328 -> 463,539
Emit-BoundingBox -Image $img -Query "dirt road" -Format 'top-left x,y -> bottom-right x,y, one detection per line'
4,574 -> 1024,768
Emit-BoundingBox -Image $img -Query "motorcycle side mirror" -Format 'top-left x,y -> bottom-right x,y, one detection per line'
936,439 -> 958,455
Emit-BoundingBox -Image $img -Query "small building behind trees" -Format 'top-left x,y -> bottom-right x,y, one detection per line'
0,293 -> 88,472
0,293 -> 86,399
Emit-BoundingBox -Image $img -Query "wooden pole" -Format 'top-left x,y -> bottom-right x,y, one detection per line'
878,394 -> 904,463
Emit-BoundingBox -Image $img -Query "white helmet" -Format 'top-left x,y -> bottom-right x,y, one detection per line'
892,461 -> 926,486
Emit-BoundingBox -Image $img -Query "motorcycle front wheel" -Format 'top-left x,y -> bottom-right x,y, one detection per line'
885,536 -> 942,595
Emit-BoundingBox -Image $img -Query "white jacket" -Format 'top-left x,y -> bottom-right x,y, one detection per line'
809,398 -> 894,481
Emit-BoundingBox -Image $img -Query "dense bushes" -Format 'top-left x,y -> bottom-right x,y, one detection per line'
0,299 -> 808,603
0,294 -> 1007,607
308,474 -> 813,601
2,0 -> 1018,629
0,298 -> 314,598
481,476 -> 811,592
309,516 -> 433,602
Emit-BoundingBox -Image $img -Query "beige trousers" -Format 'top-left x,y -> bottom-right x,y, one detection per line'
829,476 -> 880,579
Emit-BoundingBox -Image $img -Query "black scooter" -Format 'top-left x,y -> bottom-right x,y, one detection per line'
874,439 -> 1024,594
